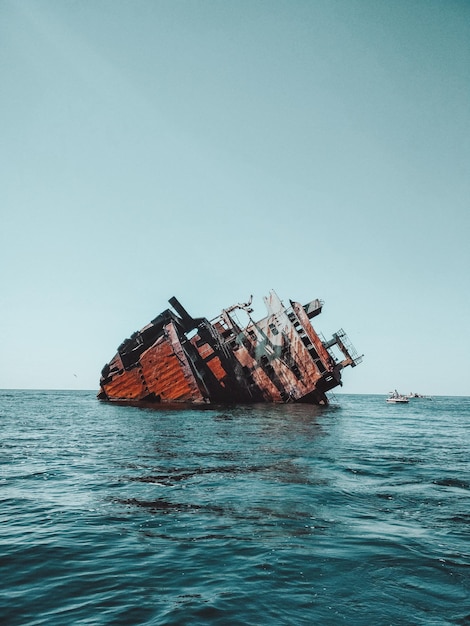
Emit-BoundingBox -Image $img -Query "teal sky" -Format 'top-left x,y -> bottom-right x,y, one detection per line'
1,0 -> 469,395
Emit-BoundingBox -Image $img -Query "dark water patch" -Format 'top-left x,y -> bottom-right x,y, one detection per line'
433,477 -> 469,490
376,492 -> 395,500
124,458 -> 316,488
118,496 -> 207,513
448,513 -> 470,524
125,463 -> 268,485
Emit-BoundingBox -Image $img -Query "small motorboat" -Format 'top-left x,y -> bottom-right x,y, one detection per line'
386,390 -> 409,404
405,392 -> 429,399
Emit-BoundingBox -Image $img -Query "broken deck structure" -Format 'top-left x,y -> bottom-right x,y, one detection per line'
98,292 -> 362,406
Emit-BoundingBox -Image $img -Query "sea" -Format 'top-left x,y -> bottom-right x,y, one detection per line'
1,390 -> 469,626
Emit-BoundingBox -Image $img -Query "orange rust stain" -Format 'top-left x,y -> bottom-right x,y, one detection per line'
269,358 -> 308,399
291,301 -> 334,369
140,335 -> 205,403
251,367 -> 283,401
205,355 -> 227,382
286,330 -> 323,390
193,341 -> 214,360
231,344 -> 283,402
103,367 -> 147,400
107,354 -> 124,371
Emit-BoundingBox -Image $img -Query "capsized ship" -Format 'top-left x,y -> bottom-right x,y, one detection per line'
98,291 -> 362,406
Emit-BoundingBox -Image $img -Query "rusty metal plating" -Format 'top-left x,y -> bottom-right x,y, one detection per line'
98,291 -> 362,406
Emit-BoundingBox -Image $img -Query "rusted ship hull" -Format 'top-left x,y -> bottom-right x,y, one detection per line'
98,292 -> 362,406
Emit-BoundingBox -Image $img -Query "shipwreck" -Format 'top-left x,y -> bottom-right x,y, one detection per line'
98,291 -> 362,406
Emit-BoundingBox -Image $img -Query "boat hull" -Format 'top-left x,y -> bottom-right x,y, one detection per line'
98,292 -> 362,407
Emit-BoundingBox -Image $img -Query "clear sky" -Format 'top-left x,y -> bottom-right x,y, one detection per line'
1,0 -> 469,396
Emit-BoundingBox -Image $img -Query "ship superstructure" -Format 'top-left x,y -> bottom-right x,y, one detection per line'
98,291 -> 362,406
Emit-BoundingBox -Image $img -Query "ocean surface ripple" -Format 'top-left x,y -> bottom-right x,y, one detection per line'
1,391 -> 469,625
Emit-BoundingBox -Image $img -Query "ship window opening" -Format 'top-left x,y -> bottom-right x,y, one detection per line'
309,346 -> 319,359
327,344 -> 343,363
291,364 -> 302,380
